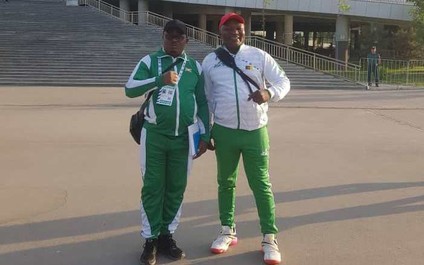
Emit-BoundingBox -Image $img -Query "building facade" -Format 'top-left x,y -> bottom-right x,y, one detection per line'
107,0 -> 414,61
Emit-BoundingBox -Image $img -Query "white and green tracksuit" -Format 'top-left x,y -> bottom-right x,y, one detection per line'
202,44 -> 290,234
125,48 -> 210,239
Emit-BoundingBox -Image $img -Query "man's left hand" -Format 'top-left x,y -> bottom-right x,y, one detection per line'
193,140 -> 208,159
248,89 -> 271,105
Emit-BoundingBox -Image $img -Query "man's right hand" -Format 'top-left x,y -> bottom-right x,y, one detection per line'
162,71 -> 179,85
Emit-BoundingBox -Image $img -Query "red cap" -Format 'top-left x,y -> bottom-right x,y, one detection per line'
218,13 -> 245,29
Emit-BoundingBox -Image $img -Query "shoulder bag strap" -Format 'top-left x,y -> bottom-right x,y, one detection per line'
214,47 -> 260,93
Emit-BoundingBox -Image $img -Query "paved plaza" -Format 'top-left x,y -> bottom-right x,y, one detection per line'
0,86 -> 423,265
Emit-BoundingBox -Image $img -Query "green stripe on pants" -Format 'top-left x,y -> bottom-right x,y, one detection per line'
140,128 -> 190,238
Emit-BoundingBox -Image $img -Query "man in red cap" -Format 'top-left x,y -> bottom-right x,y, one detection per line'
202,12 -> 290,265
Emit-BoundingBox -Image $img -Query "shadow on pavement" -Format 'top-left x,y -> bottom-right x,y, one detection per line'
0,182 -> 423,264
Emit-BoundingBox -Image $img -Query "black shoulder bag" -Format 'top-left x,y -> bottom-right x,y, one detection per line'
129,59 -> 181,145
214,47 -> 260,93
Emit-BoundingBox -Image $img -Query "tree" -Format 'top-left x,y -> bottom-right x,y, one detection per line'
352,1 -> 424,60
387,0 -> 424,59
338,0 -> 351,14
411,0 -> 424,44
392,27 -> 424,59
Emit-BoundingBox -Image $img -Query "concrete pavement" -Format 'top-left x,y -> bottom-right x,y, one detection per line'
0,86 -> 423,265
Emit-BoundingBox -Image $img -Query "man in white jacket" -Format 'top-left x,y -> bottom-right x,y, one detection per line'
202,13 -> 290,265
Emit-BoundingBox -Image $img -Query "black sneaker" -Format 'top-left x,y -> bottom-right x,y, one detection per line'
140,238 -> 158,265
158,234 -> 186,260
376,83 -> 379,87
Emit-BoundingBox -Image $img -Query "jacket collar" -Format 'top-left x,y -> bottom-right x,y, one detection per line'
222,43 -> 245,55
157,47 -> 187,60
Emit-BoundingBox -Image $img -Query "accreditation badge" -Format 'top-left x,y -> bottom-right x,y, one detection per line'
156,85 -> 176,106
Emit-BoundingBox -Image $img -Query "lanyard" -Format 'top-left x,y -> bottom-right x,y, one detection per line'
158,54 -> 187,84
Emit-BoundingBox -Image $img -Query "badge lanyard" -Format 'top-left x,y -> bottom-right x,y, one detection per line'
157,55 -> 187,106
158,55 -> 187,85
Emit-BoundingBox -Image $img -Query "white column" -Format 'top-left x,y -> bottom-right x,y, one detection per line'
284,15 -> 293,45
241,10 -> 252,37
198,13 -> 207,42
138,0 -> 148,24
275,16 -> 284,43
335,15 -> 349,43
120,0 -> 130,21
335,15 -> 350,61
199,13 -> 207,30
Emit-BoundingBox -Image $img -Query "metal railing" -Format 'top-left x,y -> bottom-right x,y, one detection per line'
79,0 -> 361,81
77,0 -> 423,87
143,12 -> 221,48
80,0 -> 138,23
359,58 -> 424,86
78,0 -> 221,46
246,37 -> 361,83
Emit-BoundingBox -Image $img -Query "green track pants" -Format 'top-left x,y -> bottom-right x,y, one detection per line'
139,127 -> 192,239
212,123 -> 278,235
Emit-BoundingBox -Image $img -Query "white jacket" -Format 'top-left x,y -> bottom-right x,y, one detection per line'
202,44 -> 290,131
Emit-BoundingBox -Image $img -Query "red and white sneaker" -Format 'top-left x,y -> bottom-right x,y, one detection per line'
210,226 -> 238,254
261,234 -> 281,265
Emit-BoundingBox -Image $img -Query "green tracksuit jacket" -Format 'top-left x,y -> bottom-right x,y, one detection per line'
125,48 -> 209,141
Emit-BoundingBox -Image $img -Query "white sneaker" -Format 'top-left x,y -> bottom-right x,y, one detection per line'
210,225 -> 238,254
262,234 -> 281,265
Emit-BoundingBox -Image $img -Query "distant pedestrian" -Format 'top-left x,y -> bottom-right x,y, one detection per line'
367,46 -> 381,87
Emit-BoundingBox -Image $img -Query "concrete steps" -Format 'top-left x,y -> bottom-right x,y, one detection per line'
0,0 -> 211,86
0,0 -> 364,89
279,61 -> 364,89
